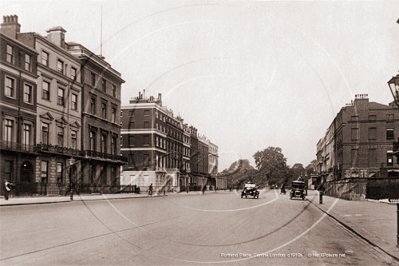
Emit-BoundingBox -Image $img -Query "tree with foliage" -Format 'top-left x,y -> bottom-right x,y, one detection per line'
220,159 -> 256,189
305,160 -> 318,176
253,147 -> 290,187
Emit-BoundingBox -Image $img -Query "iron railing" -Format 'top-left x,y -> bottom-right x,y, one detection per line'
10,182 -> 68,196
366,177 -> 399,200
0,140 -> 38,153
324,177 -> 399,200
77,184 -> 138,194
9,182 -> 139,196
84,150 -> 127,162
36,143 -> 85,157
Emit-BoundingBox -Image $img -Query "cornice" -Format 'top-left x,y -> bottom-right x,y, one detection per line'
0,33 -> 39,55
33,33 -> 82,64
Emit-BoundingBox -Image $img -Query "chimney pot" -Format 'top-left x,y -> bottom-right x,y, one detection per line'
46,26 -> 67,48
0,14 -> 21,39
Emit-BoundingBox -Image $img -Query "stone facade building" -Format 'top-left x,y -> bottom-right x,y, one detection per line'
120,91 -> 218,192
0,15 -> 125,195
0,15 -> 39,195
316,94 -> 399,198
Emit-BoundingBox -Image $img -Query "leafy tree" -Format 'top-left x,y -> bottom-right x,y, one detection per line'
305,159 -> 318,176
219,159 -> 255,189
253,147 -> 290,187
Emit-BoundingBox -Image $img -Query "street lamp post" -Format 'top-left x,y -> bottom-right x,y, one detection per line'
387,74 -> 399,248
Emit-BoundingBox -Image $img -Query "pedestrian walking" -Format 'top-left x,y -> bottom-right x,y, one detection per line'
4,179 -> 12,200
201,185 -> 205,194
186,186 -> 189,193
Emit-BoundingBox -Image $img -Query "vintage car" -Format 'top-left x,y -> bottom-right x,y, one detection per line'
241,183 -> 259,199
290,181 -> 306,200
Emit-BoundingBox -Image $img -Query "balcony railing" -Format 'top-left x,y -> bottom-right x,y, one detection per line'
36,144 -> 85,157
84,150 -> 127,162
155,166 -> 167,172
1,140 -> 38,153
1,141 -> 127,162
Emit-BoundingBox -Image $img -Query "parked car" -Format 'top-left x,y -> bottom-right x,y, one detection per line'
241,183 -> 259,199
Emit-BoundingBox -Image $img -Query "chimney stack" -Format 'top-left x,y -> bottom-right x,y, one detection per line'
46,26 -> 66,48
0,15 -> 21,39
158,93 -> 162,101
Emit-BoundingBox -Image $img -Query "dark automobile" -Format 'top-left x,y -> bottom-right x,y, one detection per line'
241,183 -> 259,199
290,181 -> 306,200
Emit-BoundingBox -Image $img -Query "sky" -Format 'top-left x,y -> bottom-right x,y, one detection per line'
1,0 -> 398,171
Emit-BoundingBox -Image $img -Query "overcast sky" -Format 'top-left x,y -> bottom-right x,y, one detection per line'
2,1 -> 399,171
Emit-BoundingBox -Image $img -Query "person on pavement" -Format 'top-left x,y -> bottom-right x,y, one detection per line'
4,179 -> 12,200
280,184 -> 286,194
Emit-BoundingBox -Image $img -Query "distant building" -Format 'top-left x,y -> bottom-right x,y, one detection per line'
120,92 -> 171,192
120,91 -> 218,192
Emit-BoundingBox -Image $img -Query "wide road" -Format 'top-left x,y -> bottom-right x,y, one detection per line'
0,189 -> 394,265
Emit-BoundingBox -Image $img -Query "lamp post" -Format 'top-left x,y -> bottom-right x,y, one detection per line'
387,74 -> 399,248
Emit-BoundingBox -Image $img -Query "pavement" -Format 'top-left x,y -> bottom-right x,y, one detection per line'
0,189 -> 230,206
306,190 -> 399,261
1,189 -> 398,261
0,192 -> 166,206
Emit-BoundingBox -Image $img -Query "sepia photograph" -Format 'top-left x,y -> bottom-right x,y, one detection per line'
0,0 -> 398,265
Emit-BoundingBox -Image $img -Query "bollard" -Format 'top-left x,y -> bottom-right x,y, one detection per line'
397,203 -> 399,248
319,191 -> 323,204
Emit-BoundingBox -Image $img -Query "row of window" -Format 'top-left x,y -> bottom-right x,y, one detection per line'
351,128 -> 394,141
128,153 -> 184,170
127,121 -> 151,129
41,50 -> 77,81
40,122 -> 78,149
89,130 -> 118,155
42,50 -> 118,98
351,114 -> 394,122
124,109 -> 151,117
5,76 -> 34,104
4,76 -> 80,111
86,164 -> 118,186
6,44 -> 33,72
3,118 -> 78,149
90,71 -> 117,97
4,119 -> 33,145
350,149 -> 393,167
89,98 -> 117,123
41,80 -> 79,110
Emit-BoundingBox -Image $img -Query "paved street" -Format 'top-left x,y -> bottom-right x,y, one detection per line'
0,190 -> 397,265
